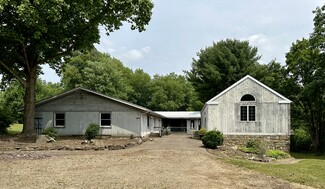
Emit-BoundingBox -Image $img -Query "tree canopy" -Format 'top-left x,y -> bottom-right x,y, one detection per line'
0,0 -> 154,139
62,49 -> 133,100
265,4 -> 325,152
61,49 -> 200,111
286,35 -> 325,151
149,73 -> 200,111
185,39 -> 261,102
127,68 -> 153,108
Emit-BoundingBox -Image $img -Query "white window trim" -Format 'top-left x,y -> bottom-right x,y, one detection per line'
100,112 -> 112,128
54,113 -> 65,128
240,105 -> 256,122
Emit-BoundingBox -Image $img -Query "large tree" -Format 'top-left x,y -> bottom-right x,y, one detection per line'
149,73 -> 199,111
185,39 -> 261,102
0,0 -> 154,139
62,49 -> 133,100
285,4 -> 325,152
127,68 -> 153,107
286,38 -> 325,152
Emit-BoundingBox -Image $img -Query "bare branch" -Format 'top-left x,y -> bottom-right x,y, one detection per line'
21,42 -> 31,73
38,43 -> 76,65
0,60 -> 27,87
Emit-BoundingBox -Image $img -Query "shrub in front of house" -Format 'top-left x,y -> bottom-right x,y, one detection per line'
198,128 -> 207,136
42,127 -> 58,139
246,138 -> 262,149
240,139 -> 266,156
85,123 -> 100,140
202,130 -> 224,149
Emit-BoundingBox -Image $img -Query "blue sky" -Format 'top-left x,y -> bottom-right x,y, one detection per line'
41,0 -> 324,83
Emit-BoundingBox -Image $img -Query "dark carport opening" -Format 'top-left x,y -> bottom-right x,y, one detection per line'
162,119 -> 187,132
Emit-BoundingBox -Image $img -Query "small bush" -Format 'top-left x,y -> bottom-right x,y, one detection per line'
85,123 -> 100,140
241,139 -> 267,156
246,139 -> 262,149
198,128 -> 207,136
238,147 -> 258,154
42,127 -> 58,139
202,130 -> 223,149
266,150 -> 290,159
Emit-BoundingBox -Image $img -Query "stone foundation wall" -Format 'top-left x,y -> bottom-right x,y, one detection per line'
223,135 -> 290,152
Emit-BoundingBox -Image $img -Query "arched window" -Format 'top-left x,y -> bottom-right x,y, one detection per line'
240,94 -> 256,122
240,94 -> 255,101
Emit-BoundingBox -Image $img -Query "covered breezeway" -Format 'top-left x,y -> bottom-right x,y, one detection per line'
162,118 -> 187,132
155,111 -> 201,134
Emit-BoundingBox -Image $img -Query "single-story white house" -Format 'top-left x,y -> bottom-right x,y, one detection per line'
201,75 -> 291,151
155,111 -> 201,134
33,75 -> 291,151
34,87 -> 164,137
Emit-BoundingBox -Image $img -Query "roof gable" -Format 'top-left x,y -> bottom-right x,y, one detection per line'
207,75 -> 291,104
35,87 -> 163,118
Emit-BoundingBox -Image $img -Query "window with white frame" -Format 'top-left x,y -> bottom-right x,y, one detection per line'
240,106 -> 256,121
100,113 -> 111,127
54,113 -> 65,127
240,94 -> 256,122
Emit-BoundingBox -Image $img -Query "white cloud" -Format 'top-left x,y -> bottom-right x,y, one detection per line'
243,33 -> 293,64
118,46 -> 151,61
106,48 -> 116,54
243,34 -> 277,64
95,39 -> 115,54
246,34 -> 270,47
121,49 -> 144,60
141,46 -> 151,53
242,33 -> 274,54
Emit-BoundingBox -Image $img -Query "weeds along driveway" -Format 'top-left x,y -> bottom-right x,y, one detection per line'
0,134 -> 312,189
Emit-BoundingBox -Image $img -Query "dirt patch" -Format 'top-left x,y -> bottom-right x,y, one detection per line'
0,151 -> 58,160
0,135 -> 312,189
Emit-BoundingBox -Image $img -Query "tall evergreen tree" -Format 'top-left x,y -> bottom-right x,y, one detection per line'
185,39 -> 261,102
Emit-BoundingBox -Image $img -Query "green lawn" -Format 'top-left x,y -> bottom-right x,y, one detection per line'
222,153 -> 325,188
6,124 -> 23,135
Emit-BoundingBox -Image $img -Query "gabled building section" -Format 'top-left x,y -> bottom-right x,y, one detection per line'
201,75 -> 291,151
35,87 -> 164,137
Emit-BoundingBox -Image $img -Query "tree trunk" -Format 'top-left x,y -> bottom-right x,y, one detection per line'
21,65 -> 37,142
311,131 -> 319,152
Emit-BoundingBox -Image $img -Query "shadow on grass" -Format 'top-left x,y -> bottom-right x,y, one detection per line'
290,152 -> 325,160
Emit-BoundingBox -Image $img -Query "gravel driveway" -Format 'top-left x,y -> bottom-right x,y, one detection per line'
0,134 -> 311,189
